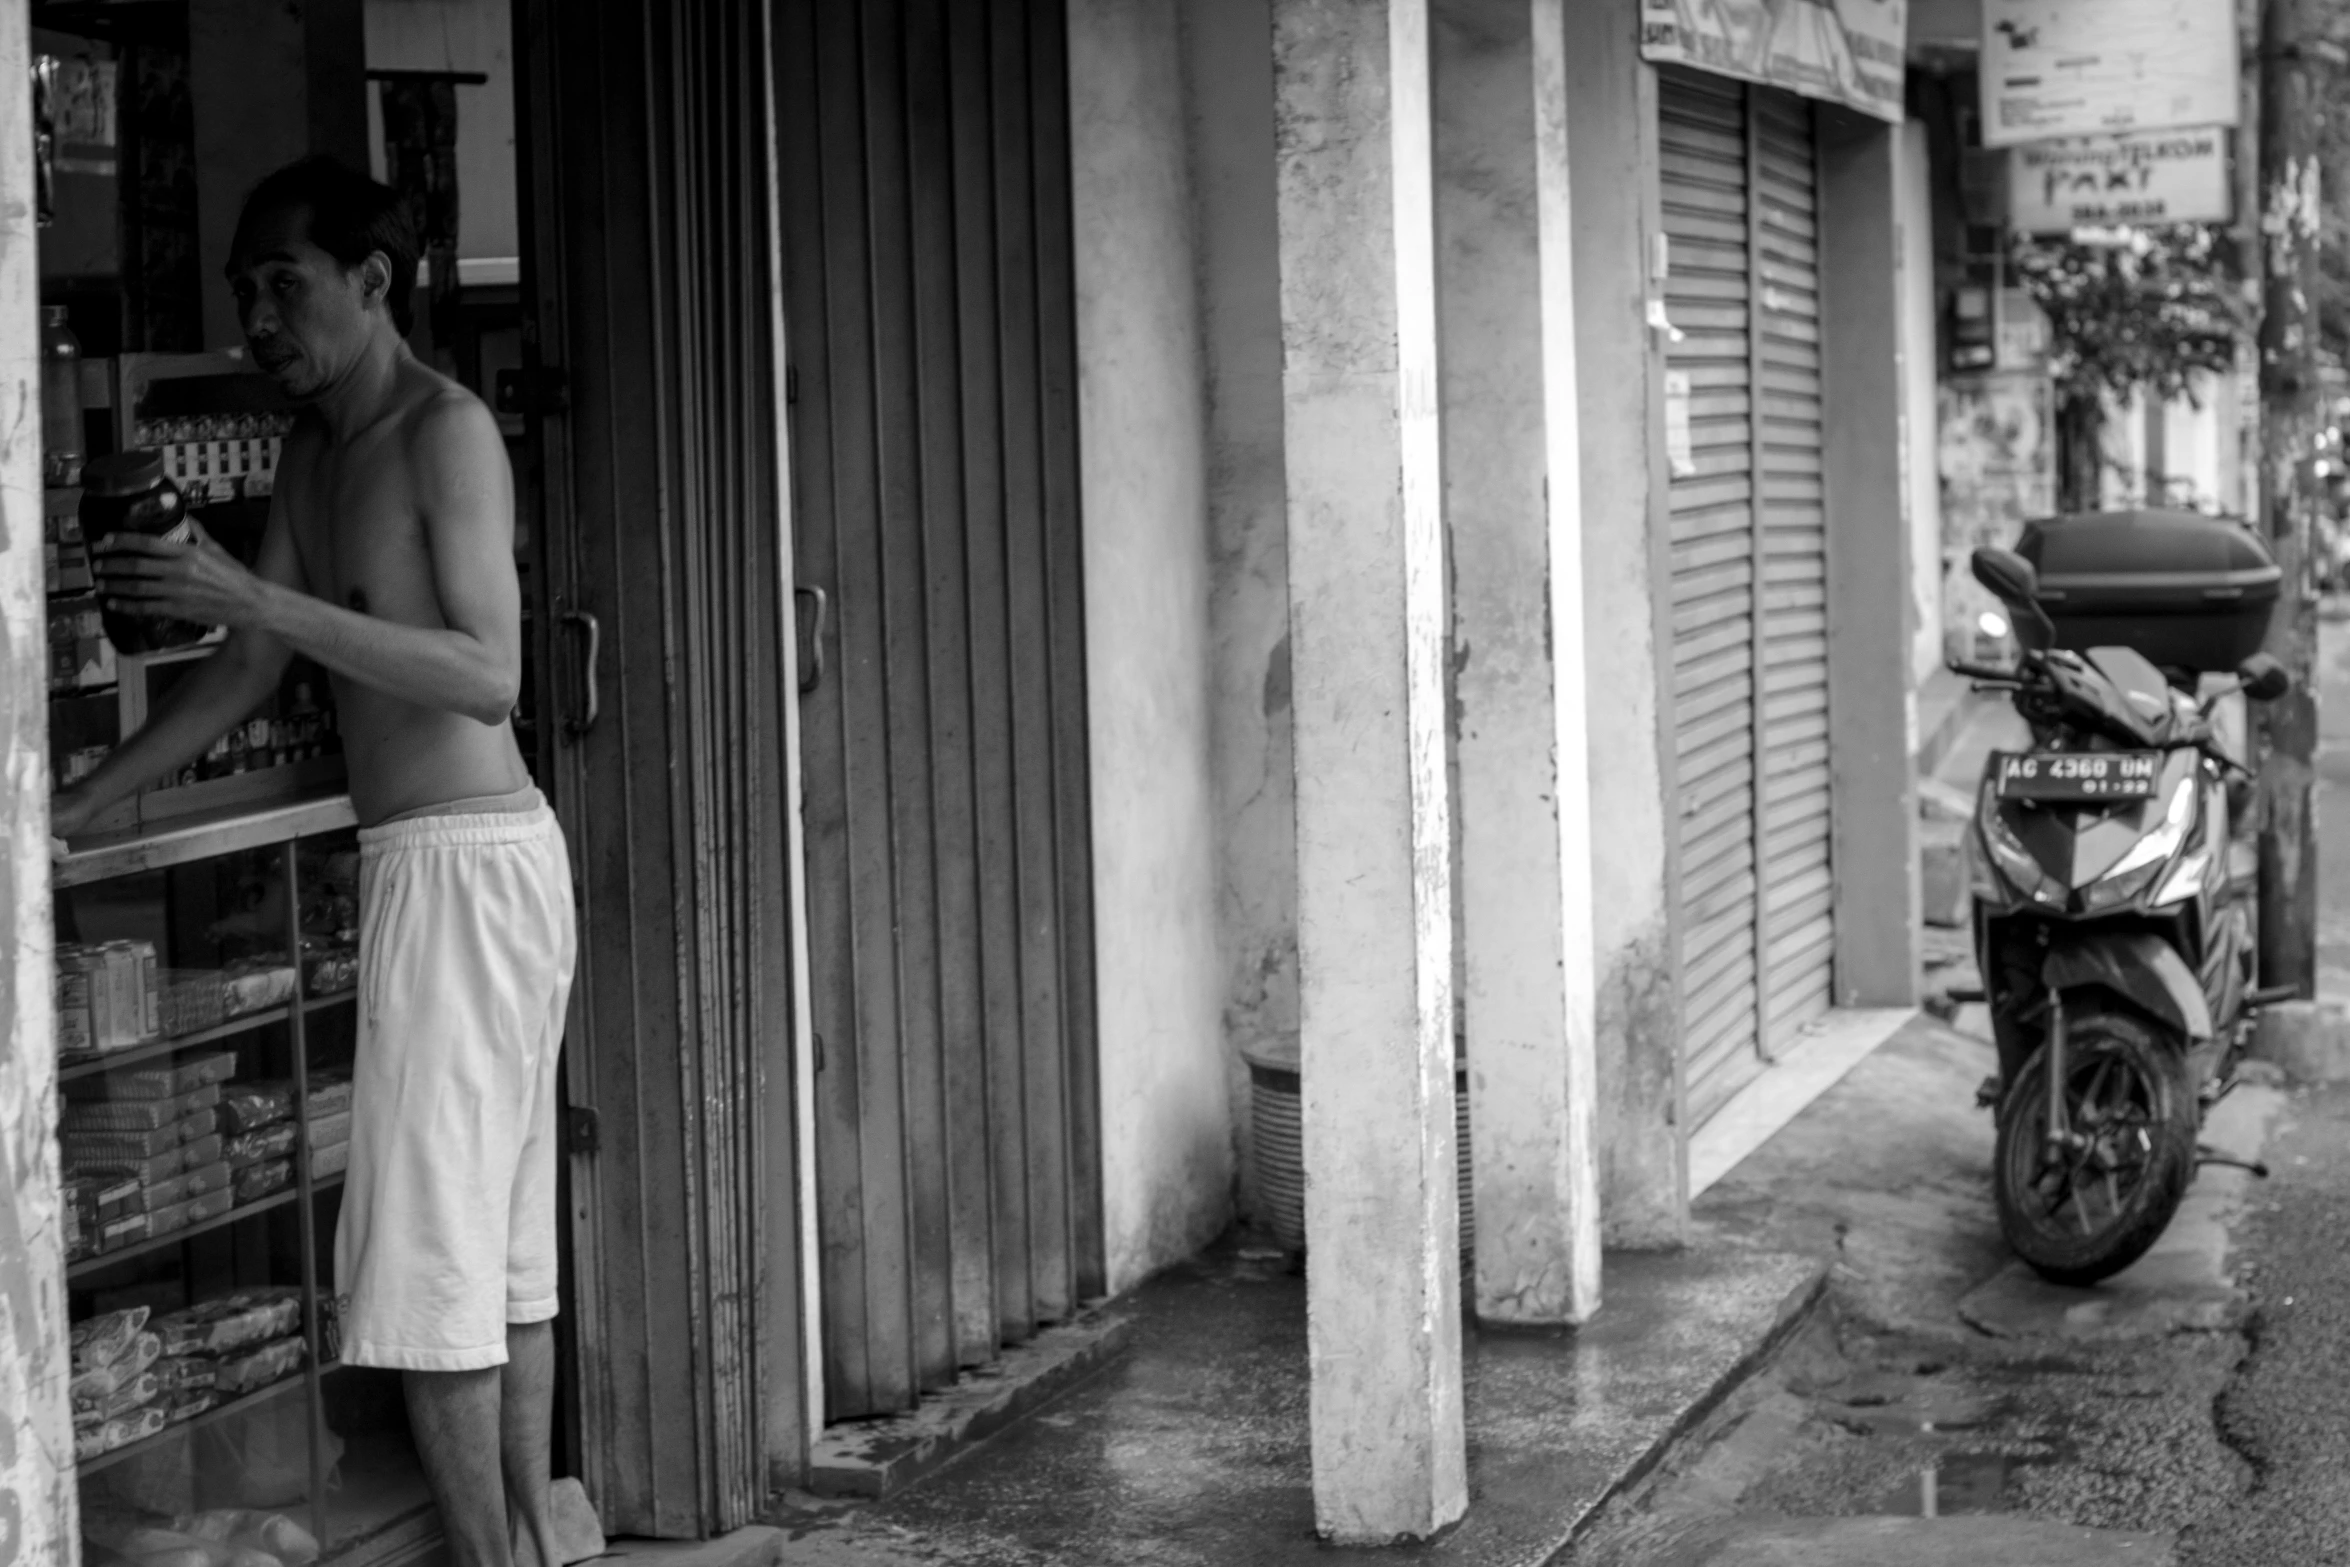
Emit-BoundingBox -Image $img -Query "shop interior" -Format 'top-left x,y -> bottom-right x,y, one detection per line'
39,3 -> 538,1564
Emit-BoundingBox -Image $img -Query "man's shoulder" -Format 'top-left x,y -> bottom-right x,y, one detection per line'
396,366 -> 499,448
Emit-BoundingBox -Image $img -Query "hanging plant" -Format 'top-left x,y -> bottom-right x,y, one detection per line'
2008,224 -> 2250,509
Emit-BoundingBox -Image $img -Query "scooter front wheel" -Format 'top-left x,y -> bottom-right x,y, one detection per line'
1994,1007 -> 2197,1287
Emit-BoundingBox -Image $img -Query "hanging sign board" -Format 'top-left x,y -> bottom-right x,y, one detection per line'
2009,127 -> 2232,231
1640,0 -> 1907,124
1981,0 -> 2239,148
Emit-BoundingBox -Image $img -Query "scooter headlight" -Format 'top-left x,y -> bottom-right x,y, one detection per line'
1977,788 -> 2060,905
2080,775 -> 2196,911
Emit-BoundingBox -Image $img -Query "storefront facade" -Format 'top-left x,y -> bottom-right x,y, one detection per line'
4,0 -> 1932,1557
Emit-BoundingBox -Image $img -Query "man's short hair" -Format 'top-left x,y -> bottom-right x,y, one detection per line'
233,156 -> 420,336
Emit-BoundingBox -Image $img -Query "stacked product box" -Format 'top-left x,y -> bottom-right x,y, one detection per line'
61,1052 -> 238,1260
69,1291 -> 308,1461
56,942 -> 160,1057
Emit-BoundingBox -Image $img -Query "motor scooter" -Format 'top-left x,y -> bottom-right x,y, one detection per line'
1954,545 -> 2292,1285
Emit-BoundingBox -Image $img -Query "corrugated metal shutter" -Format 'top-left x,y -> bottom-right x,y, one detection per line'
1749,91 -> 1835,1054
1659,73 -> 1833,1129
776,0 -> 1103,1422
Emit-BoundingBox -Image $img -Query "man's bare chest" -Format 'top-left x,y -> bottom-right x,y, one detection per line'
286,467 -> 432,620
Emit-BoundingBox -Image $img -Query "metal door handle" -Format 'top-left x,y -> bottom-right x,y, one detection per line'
795,585 -> 827,694
562,608 -> 601,738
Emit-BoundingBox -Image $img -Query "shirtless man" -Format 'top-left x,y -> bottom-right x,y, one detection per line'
53,157 -> 574,1567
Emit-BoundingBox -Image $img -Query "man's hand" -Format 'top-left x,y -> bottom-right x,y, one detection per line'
95,523 -> 270,632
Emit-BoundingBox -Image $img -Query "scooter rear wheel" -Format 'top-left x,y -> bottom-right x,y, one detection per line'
1993,1007 -> 2196,1287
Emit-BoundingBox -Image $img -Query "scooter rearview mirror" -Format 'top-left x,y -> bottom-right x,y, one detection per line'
2239,653 -> 2293,703
1971,546 -> 2055,641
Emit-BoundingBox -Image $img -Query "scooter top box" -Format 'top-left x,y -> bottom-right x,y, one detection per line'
2016,510 -> 2281,673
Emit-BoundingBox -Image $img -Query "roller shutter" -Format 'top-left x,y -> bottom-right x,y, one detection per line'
1659,71 -> 1834,1129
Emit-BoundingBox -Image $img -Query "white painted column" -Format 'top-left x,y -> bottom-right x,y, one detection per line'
1434,0 -> 1599,1325
1,0 -> 79,1555
1272,0 -> 1467,1543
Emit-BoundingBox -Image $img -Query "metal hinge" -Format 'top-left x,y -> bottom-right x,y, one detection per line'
566,1104 -> 600,1156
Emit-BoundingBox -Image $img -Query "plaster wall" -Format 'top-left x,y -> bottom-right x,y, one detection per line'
1067,0 -> 1234,1293
362,0 -> 520,266
1898,120 -> 1944,689
0,2 -> 77,1551
1560,2 -> 1684,1245
1181,0 -> 1296,1214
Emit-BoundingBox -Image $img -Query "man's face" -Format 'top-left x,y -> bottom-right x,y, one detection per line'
226,204 -> 380,399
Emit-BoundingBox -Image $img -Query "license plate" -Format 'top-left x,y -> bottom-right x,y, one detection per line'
1994,751 -> 2161,802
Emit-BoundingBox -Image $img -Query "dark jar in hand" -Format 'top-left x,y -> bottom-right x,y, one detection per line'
83,450 -> 209,656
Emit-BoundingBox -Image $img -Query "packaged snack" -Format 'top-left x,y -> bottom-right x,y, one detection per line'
310,1141 -> 349,1180
97,1211 -> 150,1253
61,1084 -> 222,1134
304,1071 -> 353,1119
68,1332 -> 157,1410
147,1197 -> 192,1239
69,1307 -> 151,1367
232,1159 -> 292,1204
91,1175 -> 145,1221
225,1122 -> 298,1169
179,1133 -> 223,1170
164,1393 -> 216,1425
62,1123 -> 183,1163
157,972 -> 227,1037
62,1142 -> 188,1185
306,1110 -> 351,1151
216,1083 -> 293,1136
152,1290 -> 301,1357
221,961 -> 297,1017
64,1182 -> 92,1261
66,1051 -> 239,1102
154,1355 -> 218,1393
95,1404 -> 167,1454
92,1369 -> 160,1421
213,1335 -> 304,1396
146,1170 -> 196,1210
182,1187 -> 234,1226
55,962 -> 92,1053
302,945 -> 357,996
179,1160 -> 232,1199
175,1106 -> 220,1142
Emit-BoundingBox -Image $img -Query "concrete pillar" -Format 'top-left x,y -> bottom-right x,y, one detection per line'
1819,109 -> 1921,1007
1560,0 -> 1685,1243
1,0 -> 79,1554
1435,0 -> 1599,1324
1273,0 -> 1467,1542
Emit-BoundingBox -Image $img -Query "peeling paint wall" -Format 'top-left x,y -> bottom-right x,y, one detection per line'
0,1 -> 77,1556
1068,0 -> 1235,1292
1180,0 -> 1297,1211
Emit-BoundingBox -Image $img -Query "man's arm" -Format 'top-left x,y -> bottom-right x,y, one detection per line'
96,395 -> 522,726
52,504 -> 304,838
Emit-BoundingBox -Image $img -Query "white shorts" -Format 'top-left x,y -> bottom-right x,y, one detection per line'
336,792 -> 576,1372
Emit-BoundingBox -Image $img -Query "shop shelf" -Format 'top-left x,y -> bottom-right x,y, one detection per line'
68,1174 -> 345,1284
55,792 -> 357,888
78,1360 -> 344,1480
54,992 -> 353,1085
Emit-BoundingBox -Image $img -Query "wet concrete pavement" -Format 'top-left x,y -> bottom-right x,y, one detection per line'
1564,614 -> 2350,1564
